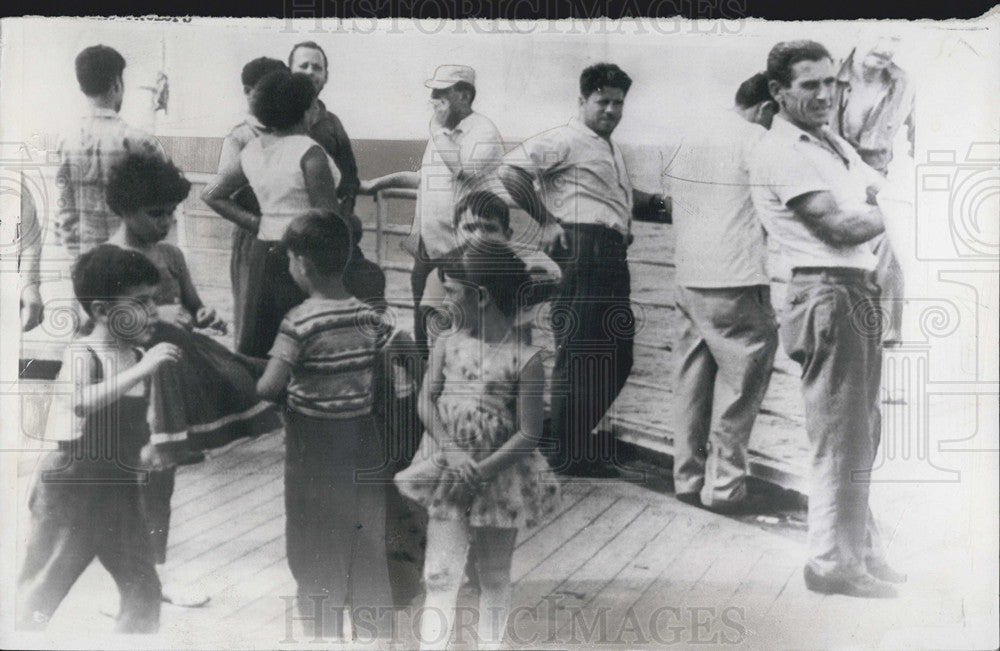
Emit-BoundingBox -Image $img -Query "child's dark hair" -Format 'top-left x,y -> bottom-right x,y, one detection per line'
580,63 -> 632,98
735,72 -> 773,109
106,153 -> 192,216
282,211 -> 352,275
438,243 -> 532,319
242,57 -> 288,89
75,45 -> 126,97
72,245 -> 160,318
452,190 -> 510,232
251,70 -> 316,130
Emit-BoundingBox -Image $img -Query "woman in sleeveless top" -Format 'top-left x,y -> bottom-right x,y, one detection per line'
203,70 -> 353,358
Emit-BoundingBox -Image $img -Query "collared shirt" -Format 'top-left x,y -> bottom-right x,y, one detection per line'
217,115 -> 271,214
834,49 -> 915,173
414,111 -> 504,260
749,115 -> 885,272
504,117 -> 633,238
309,100 -> 360,215
664,108 -> 768,287
56,108 -> 165,255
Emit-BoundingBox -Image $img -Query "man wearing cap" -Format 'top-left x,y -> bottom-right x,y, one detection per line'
362,64 -> 504,357
498,63 -> 669,478
749,40 -> 905,598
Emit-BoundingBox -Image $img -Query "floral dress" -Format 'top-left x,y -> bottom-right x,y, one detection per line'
395,330 -> 560,530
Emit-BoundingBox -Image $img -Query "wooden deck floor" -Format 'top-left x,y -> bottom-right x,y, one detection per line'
19,416 -> 994,650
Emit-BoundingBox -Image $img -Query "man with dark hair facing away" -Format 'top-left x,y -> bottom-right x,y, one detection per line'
664,72 -> 779,513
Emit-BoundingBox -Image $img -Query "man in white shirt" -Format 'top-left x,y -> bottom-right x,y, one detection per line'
664,73 -> 779,513
749,40 -> 906,599
361,65 -> 504,358
498,63 -> 669,477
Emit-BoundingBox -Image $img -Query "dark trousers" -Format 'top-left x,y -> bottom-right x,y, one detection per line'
140,468 -> 176,565
284,410 -> 393,638
548,224 -> 635,471
409,239 -> 437,360
781,268 -> 887,579
18,451 -> 161,633
230,226 -> 257,347
237,239 -> 387,358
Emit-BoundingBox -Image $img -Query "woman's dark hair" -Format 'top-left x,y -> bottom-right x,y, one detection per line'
766,40 -> 833,88
438,243 -> 532,319
241,57 -> 288,89
106,153 -> 191,216
72,244 -> 160,317
250,70 -> 316,130
580,63 -> 632,98
75,45 -> 126,97
282,210 -> 352,275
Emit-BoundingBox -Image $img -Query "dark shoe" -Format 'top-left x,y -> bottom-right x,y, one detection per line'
563,461 -> 622,479
675,492 -> 701,507
703,493 -> 771,516
803,565 -> 898,599
867,559 -> 907,584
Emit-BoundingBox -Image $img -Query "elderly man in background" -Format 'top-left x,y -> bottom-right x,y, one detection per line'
362,64 -> 505,358
750,40 -> 907,599
664,72 -> 779,513
834,36 -> 914,345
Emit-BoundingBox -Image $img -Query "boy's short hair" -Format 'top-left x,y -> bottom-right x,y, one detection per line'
452,190 -> 510,232
439,243 -> 532,319
580,63 -> 632,98
75,45 -> 126,97
282,211 -> 352,275
241,57 -> 288,89
251,71 -> 316,130
72,244 -> 160,317
106,153 -> 192,215
735,72 -> 773,108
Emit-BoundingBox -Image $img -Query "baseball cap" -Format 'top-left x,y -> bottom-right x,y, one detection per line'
424,64 -> 476,89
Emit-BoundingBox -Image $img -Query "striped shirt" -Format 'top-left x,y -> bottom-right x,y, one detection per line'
269,297 -> 390,419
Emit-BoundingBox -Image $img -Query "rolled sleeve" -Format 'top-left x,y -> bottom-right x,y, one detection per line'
751,144 -> 829,207
504,129 -> 568,178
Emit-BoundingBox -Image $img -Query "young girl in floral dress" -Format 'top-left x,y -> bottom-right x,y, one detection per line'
395,244 -> 559,650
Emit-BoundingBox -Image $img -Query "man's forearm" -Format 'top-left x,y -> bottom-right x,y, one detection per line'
817,204 -> 885,246
498,165 -> 548,225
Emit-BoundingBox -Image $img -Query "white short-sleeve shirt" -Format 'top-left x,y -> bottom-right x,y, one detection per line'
504,117 -> 633,238
749,115 -> 885,271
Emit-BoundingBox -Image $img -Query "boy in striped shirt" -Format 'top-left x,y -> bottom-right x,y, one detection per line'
257,211 -> 392,640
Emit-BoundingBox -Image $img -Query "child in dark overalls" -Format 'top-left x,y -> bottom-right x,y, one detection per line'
17,246 -> 181,632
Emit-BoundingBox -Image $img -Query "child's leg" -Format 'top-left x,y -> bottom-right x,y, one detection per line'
140,467 -> 175,565
97,488 -> 162,633
420,518 -> 471,650
469,527 -> 517,649
17,503 -> 97,630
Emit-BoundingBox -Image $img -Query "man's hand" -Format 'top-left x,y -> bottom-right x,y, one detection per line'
540,221 -> 569,256
20,285 -> 44,332
195,306 -> 227,334
430,98 -> 451,131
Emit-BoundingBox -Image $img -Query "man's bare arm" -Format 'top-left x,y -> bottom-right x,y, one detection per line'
787,190 -> 884,247
497,164 -> 549,225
